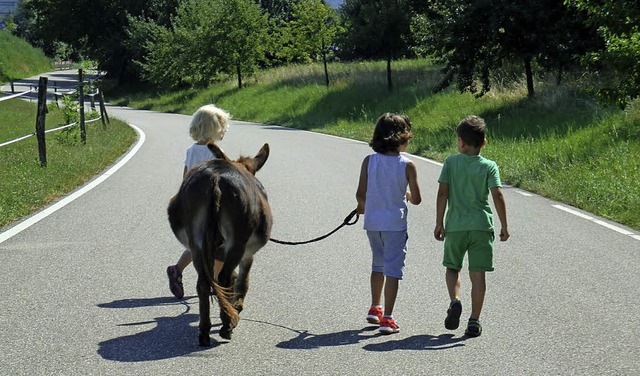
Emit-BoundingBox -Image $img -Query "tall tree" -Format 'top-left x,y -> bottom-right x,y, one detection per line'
338,0 -> 414,90
135,0 -> 269,89
283,0 -> 341,85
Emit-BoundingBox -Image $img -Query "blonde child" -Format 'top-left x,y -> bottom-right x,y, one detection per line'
356,113 -> 422,334
167,104 -> 230,299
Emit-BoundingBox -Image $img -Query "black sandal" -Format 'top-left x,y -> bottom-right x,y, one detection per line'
465,319 -> 482,337
166,265 -> 184,299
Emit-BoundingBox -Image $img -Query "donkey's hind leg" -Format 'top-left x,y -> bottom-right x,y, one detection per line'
233,256 -> 254,313
192,253 -> 215,346
217,240 -> 249,340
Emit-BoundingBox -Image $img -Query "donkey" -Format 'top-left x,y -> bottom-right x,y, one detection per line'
167,143 -> 272,346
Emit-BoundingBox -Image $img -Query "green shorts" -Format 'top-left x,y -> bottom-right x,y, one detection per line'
443,231 -> 494,272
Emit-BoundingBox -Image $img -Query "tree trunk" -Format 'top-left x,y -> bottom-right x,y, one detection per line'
524,57 -> 534,97
386,52 -> 393,91
556,64 -> 563,86
237,64 -> 243,89
322,39 -> 329,87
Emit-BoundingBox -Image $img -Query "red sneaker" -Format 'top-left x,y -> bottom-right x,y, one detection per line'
379,317 -> 400,334
366,306 -> 383,324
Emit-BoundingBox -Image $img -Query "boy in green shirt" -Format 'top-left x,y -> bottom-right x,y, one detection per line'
434,115 -> 509,337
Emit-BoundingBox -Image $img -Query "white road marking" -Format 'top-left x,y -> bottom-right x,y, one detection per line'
553,204 -> 638,240
0,124 -> 145,245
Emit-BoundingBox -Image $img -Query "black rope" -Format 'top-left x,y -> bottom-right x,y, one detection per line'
269,209 -> 359,245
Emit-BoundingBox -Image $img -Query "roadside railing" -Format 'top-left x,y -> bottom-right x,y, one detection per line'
0,69 -> 110,167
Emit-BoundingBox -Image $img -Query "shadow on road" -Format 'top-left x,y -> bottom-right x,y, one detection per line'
96,296 -> 224,362
362,333 -> 466,351
275,325 -> 379,349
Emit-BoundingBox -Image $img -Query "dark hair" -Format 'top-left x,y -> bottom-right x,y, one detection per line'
456,115 -> 486,148
369,113 -> 413,153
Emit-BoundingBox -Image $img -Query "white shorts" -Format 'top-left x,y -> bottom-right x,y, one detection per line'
366,230 -> 408,279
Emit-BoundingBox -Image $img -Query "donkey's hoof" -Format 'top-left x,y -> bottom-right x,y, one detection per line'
198,334 -> 211,347
220,326 -> 233,340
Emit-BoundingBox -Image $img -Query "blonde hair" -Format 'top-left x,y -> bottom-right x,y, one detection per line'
189,104 -> 231,143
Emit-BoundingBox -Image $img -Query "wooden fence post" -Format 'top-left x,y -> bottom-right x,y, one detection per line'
98,90 -> 110,127
10,81 -> 14,93
78,69 -> 86,144
88,79 -> 96,110
35,77 -> 48,167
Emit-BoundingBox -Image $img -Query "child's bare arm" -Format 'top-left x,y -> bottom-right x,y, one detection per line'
434,182 -> 448,241
490,186 -> 510,241
355,156 -> 369,214
405,161 -> 422,205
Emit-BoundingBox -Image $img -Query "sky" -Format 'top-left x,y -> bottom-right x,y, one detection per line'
325,0 -> 345,8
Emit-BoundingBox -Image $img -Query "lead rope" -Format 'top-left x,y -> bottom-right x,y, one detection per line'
269,209 -> 359,245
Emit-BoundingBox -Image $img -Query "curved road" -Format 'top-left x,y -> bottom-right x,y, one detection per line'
1,83 -> 638,374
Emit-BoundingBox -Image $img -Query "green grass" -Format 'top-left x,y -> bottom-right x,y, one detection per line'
108,59 -> 640,231
0,30 -> 54,83
0,99 -> 137,228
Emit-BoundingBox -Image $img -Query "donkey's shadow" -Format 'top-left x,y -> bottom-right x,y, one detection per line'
97,296 -> 220,362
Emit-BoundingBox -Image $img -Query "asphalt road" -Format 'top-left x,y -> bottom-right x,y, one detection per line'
1,83 -> 638,375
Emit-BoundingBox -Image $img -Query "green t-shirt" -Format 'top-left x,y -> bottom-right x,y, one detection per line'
438,153 -> 502,232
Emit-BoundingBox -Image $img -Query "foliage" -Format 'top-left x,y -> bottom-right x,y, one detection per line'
257,0 -> 298,22
133,0 -> 269,89
278,0 -> 340,64
413,0 -> 602,97
566,0 -> 640,108
15,0 -> 182,81
338,0 -> 415,90
2,14 -> 17,32
0,29 -> 53,82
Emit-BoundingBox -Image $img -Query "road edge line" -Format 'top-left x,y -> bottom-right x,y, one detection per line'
0,124 -> 145,245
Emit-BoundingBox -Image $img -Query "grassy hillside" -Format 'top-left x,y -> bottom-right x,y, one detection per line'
0,30 -> 53,82
109,59 -> 640,230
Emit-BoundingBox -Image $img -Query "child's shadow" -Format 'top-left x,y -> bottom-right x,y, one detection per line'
275,326 -> 380,349
363,333 -> 466,351
96,296 -> 223,362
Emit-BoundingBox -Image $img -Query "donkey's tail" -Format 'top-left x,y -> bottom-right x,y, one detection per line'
211,280 -> 240,328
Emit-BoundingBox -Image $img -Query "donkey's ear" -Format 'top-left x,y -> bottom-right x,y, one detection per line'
254,143 -> 270,172
207,142 -> 230,161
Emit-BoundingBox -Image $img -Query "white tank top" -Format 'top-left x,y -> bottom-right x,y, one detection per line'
363,153 -> 409,231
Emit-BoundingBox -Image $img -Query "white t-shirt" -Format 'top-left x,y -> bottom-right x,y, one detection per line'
184,143 -> 217,169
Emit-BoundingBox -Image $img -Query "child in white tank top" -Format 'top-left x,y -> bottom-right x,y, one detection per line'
356,113 -> 422,334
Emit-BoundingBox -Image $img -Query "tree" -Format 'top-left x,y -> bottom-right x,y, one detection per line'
413,0 -> 601,97
338,0 -> 414,90
135,0 -> 269,89
283,0 -> 341,85
566,0 -> 640,107
15,0 -> 181,81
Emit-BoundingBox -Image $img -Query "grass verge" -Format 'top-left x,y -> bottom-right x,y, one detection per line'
0,99 -> 137,229
107,59 -> 640,231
